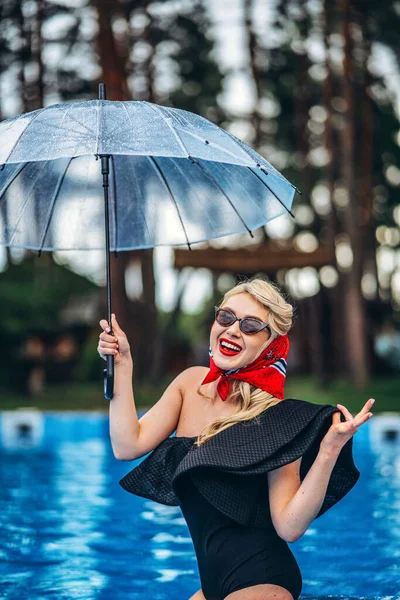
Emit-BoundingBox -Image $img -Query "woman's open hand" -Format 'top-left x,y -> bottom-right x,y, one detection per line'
320,399 -> 375,457
98,314 -> 132,367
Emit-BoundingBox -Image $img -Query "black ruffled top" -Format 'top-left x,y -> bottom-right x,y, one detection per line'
119,398 -> 360,528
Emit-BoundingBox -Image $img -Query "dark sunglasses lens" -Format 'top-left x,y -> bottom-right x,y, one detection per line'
216,309 -> 235,326
241,319 -> 263,334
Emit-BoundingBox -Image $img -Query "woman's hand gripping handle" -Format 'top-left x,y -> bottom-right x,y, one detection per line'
98,314 -> 132,398
98,314 -> 132,367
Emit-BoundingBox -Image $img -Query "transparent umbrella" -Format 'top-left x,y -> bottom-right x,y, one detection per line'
0,84 -> 298,399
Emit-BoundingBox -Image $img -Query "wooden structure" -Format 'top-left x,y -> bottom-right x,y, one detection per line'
174,242 -> 335,272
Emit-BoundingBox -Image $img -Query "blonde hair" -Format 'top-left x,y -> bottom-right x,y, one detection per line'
194,276 -> 294,447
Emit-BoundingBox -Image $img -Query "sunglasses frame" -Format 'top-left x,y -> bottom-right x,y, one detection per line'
214,306 -> 272,336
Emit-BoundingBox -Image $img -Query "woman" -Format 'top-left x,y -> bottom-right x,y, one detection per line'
97,277 -> 373,600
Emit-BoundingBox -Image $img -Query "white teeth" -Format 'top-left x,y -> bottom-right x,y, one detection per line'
220,340 -> 241,352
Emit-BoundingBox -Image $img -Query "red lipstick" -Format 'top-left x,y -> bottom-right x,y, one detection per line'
219,338 -> 242,356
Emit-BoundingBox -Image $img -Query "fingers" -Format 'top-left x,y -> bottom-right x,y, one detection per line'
97,314 -> 131,363
355,404 -> 374,423
353,398 -> 375,423
337,399 -> 375,419
336,404 -> 353,421
109,313 -> 120,333
337,401 -> 374,429
359,412 -> 373,424
362,398 -> 375,413
99,314 -> 122,335
97,339 -> 119,357
98,316 -> 119,357
99,318 -> 111,333
99,315 -> 118,338
99,330 -> 117,344
99,340 -> 118,353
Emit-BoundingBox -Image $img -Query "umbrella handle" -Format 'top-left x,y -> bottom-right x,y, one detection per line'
104,354 -> 114,400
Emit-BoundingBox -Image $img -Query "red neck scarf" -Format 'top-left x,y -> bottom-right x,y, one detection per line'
201,334 -> 290,401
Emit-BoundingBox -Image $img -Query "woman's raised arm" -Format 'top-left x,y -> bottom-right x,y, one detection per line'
98,314 -> 190,461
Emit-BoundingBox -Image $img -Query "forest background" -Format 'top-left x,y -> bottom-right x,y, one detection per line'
0,0 -> 399,411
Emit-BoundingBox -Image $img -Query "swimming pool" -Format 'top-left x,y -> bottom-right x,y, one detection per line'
0,409 -> 399,599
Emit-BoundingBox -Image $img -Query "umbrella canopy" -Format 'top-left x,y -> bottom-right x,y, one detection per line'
0,87 -> 298,399
0,99 -> 296,252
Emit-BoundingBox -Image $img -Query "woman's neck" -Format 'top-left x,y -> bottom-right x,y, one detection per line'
209,379 -> 238,407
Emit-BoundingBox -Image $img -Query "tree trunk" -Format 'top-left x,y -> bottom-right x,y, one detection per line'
150,270 -> 191,381
23,0 -> 45,112
244,0 -> 262,150
33,0 -> 44,109
356,8 -> 380,373
337,0 -> 369,387
322,0 -> 344,380
93,0 -> 130,101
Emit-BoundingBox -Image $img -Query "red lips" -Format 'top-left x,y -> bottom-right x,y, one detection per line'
219,338 -> 242,356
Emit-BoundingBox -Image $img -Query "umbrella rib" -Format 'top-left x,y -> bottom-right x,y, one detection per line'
8,160 -> 49,246
247,167 -> 295,219
0,162 -> 28,201
224,128 -> 295,188
167,124 -> 247,164
144,102 -> 250,165
192,159 -> 254,238
143,103 -> 188,158
60,103 -> 95,136
0,162 -> 28,246
119,101 -> 136,142
47,105 -> 95,142
38,157 -> 73,256
147,156 -> 192,250
0,109 -> 45,167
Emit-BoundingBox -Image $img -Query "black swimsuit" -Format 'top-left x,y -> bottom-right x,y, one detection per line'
119,398 -> 360,600
176,474 -> 302,600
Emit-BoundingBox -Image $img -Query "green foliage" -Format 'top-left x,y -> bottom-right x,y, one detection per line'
285,375 -> 399,413
0,253 -> 98,390
176,309 -> 210,344
0,254 -> 96,335
74,332 -> 104,383
0,375 -> 398,412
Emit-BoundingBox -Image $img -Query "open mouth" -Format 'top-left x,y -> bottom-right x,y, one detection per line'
219,338 -> 242,356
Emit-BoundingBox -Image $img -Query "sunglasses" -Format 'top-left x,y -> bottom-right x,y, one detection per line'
214,306 -> 272,335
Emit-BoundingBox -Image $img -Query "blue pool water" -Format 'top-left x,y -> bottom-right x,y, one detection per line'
0,409 -> 399,600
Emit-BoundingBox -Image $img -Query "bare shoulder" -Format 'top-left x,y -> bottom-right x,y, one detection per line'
180,365 -> 209,380
178,366 -> 209,393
